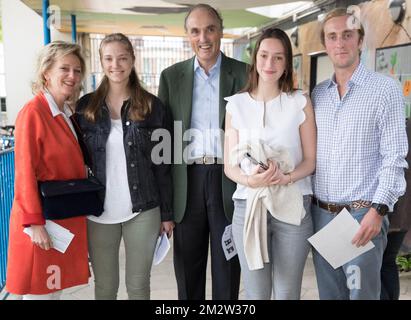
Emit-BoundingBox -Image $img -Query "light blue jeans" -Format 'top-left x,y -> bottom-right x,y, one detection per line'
311,204 -> 389,300
232,195 -> 313,300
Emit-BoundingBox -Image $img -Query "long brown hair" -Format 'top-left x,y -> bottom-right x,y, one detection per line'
84,33 -> 152,122
242,28 -> 295,94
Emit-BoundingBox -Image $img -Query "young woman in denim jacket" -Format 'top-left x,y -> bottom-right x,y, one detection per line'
75,33 -> 174,300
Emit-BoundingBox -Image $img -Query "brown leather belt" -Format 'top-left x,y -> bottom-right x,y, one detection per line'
312,197 -> 372,214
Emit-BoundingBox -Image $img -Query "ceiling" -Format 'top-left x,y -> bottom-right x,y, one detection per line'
20,0 -> 303,37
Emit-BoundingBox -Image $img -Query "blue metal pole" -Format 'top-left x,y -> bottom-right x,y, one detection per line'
92,74 -> 96,91
71,14 -> 77,43
42,0 -> 51,45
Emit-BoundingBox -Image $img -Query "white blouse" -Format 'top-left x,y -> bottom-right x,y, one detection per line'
225,90 -> 313,200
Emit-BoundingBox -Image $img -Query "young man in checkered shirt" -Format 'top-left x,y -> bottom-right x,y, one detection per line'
311,8 -> 408,300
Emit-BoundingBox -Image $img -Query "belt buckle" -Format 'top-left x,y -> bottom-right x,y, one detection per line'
326,202 -> 346,215
203,156 -> 214,165
326,203 -> 336,213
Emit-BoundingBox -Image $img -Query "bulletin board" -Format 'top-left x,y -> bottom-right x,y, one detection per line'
375,43 -> 411,119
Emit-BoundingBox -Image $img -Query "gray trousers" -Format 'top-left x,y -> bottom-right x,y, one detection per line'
232,195 -> 313,300
87,207 -> 161,300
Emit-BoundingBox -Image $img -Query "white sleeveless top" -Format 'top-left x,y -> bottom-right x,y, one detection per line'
225,90 -> 313,200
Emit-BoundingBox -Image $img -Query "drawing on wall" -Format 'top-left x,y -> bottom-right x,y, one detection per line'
293,54 -> 303,90
376,43 -> 411,119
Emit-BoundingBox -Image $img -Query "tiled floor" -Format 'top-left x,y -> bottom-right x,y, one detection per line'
4,239 -> 411,300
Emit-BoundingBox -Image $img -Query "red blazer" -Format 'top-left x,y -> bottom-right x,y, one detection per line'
6,93 -> 90,295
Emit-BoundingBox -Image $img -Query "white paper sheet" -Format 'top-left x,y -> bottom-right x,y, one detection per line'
24,220 -> 74,254
221,224 -> 237,261
153,233 -> 170,266
307,208 -> 375,269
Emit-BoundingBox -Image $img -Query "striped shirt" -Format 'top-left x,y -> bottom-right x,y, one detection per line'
312,62 -> 408,209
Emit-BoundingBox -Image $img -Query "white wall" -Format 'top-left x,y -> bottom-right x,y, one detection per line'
2,0 -> 71,125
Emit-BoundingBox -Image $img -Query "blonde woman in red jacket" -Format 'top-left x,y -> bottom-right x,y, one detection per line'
6,41 -> 90,299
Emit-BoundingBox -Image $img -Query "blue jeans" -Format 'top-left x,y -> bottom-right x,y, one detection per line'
311,204 -> 389,300
232,195 -> 313,300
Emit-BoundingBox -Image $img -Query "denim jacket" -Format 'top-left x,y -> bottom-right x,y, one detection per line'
74,92 -> 173,222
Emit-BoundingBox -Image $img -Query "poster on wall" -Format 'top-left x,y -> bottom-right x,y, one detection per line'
293,54 -> 303,90
375,43 -> 411,119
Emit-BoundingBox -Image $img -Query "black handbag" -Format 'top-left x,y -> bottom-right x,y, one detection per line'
38,115 -> 105,220
39,175 -> 105,220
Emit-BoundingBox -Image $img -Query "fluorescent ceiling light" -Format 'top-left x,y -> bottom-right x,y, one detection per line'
246,2 -> 313,18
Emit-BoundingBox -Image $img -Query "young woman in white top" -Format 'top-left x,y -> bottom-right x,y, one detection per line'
224,28 -> 317,299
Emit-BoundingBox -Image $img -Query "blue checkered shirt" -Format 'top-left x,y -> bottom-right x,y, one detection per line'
312,63 -> 408,209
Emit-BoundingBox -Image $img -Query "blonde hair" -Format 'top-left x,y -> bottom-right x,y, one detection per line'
32,41 -> 86,96
320,7 -> 365,46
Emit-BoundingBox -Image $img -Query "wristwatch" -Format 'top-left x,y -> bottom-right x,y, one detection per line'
371,203 -> 389,216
